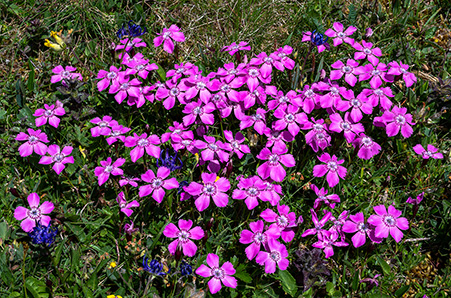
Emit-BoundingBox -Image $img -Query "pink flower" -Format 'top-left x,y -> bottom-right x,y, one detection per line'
387,61 -> 417,87
304,118 -> 331,152
356,62 -> 392,88
406,192 -> 424,205
115,38 -> 147,52
182,100 -> 216,126
124,133 -> 161,162
413,144 -> 443,159
34,101 -> 65,128
119,176 -> 140,187
116,192 -> 139,217
124,221 -> 139,235
256,146 -> 295,182
255,239 -> 289,273
239,108 -> 267,135
153,25 -> 185,54
352,133 -> 382,160
232,176 -> 271,210
239,220 -> 280,260
38,145 -> 74,175
378,106 -> 415,138
310,184 -> 340,209
250,52 -> 284,77
274,46 -> 295,70
367,205 -> 409,242
51,65 -> 82,84
156,79 -> 186,109
335,90 -> 373,123
163,219 -> 204,257
195,254 -> 237,294
96,66 -> 122,92
94,157 -> 125,186
324,22 -> 357,46
261,204 -> 297,243
273,104 -> 308,137
301,209 -> 331,238
139,167 -> 179,203
361,79 -> 394,110
124,58 -> 158,80
14,193 -> 54,232
312,230 -> 348,258
313,153 -> 347,188
194,135 -> 229,164
90,116 -> 118,137
330,59 -> 360,86
222,41 -> 251,55
109,75 -> 142,104
106,124 -> 130,145
15,128 -> 49,157
329,112 -> 365,143
342,212 -> 382,247
183,173 -> 231,212
353,40 -> 382,66
223,130 -> 250,159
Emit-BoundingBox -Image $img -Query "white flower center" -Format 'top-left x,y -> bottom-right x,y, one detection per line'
107,72 -> 117,79
270,250 -> 281,262
212,267 -> 225,279
196,82 -> 206,90
284,113 -> 295,123
268,154 -> 280,165
253,232 -> 266,244
341,121 -> 351,131
327,161 -> 338,171
342,66 -> 352,73
364,48 -> 372,55
395,115 -> 406,125
351,99 -> 361,108
383,215 -> 396,227
152,178 -> 163,188
53,153 -> 64,163
193,106 -> 203,115
28,136 -> 39,144
177,230 -> 191,243
362,137 -> 373,147
248,68 -> 259,77
170,88 -> 180,97
137,138 -> 149,147
105,165 -> 114,173
203,183 -> 217,195
27,207 -> 41,220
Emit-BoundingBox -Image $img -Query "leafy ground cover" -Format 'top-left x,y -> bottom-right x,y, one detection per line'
0,0 -> 451,297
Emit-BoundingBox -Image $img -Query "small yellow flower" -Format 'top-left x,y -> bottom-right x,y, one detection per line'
107,295 -> 122,298
215,176 -> 220,182
108,261 -> 117,269
44,39 -> 62,51
50,31 -> 65,47
195,153 -> 199,163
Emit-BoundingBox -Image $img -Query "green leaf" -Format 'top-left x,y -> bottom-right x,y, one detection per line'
25,277 -> 49,298
150,60 -> 166,81
234,269 -> 252,283
27,61 -> 35,92
0,221 -> 9,241
395,285 -> 410,297
15,79 -> 24,108
377,256 -> 391,274
326,281 -> 335,295
278,269 -> 297,297
352,270 -> 359,291
53,237 -> 66,266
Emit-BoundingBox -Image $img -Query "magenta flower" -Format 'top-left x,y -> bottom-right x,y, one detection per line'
330,59 -> 360,86
124,133 -> 161,162
406,192 -> 424,205
313,153 -> 347,188
356,62 -> 392,88
413,144 -> 443,159
223,130 -> 250,159
124,221 -> 139,235
239,108 -> 268,135
51,65 -> 82,84
153,25 -> 185,54
163,219 -> 204,257
195,254 -> 237,294
304,118 -> 331,152
194,135 -> 229,164
312,230 -> 348,258
352,133 -> 382,160
255,239 -> 289,273
96,66 -> 122,92
115,37 -> 147,52
310,184 -> 340,209
260,204 -> 297,243
139,167 -> 179,203
273,104 -> 309,137
329,112 -> 365,143
182,100 -> 216,126
183,173 -> 231,212
116,192 -> 139,217
335,90 -> 373,123
250,52 -> 284,77
256,146 -> 295,182
90,116 -> 118,137
324,22 -> 357,46
15,128 -> 49,157
239,220 -> 280,260
156,79 -> 186,109
106,124 -> 130,145
274,45 -> 295,70
361,79 -> 394,110
14,193 -> 54,232
387,61 -> 417,87
368,205 -> 409,242
378,106 -> 415,138
353,40 -> 382,66
109,75 -> 141,104
342,212 -> 382,247
301,209 -> 332,238
124,58 -> 158,80
222,41 -> 251,55
34,101 -> 65,128
119,176 -> 140,187
38,145 -> 74,175
261,179 -> 283,206
94,157 -> 125,186
232,176 -> 271,210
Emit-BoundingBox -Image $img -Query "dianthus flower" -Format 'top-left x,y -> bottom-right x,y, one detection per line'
116,192 -> 139,217
361,79 -> 394,110
301,209 -> 331,238
119,176 -> 140,187
153,25 -> 185,54
413,144 -> 443,159
115,37 -> 146,52
304,118 -> 331,152
94,157 -> 125,186
256,239 -> 289,273
256,145 -> 295,182
387,61 -> 417,87
139,167 -> 179,203
34,101 -> 65,128
195,254 -> 237,294
261,204 -> 298,243
353,40 -> 382,66
352,133 -> 382,160
239,108 -> 268,135
273,104 -> 309,137
324,22 -> 357,46
313,153 -> 347,188
163,219 -> 204,257
356,62 -> 392,88
51,65 -> 82,84
109,75 -> 142,104
124,133 -> 161,162
233,176 -> 271,210
156,79 -> 186,109
14,193 -> 54,232
223,130 -> 250,159
310,184 -> 340,209
239,220 -> 280,260
182,100 -> 216,126
90,116 -> 118,137
406,192 -> 424,205
38,145 -> 74,175
329,112 -> 365,143
15,129 -> 49,157
376,106 -> 415,138
335,90 -> 373,123
96,66 -> 123,92
312,230 -> 348,258
106,124 -> 130,145
274,45 -> 295,70
342,212 -> 382,247
330,59 -> 360,86
194,135 -> 229,164
367,205 -> 409,243
222,41 -> 251,55
250,52 -> 284,77
183,173 -> 231,212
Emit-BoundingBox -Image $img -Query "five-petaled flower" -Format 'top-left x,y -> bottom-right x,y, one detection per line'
255,239 -> 290,273
256,146 -> 295,182
38,144 -> 74,175
367,205 -> 409,243
222,41 -> 251,55
116,191 -> 139,217
139,167 -> 179,203
163,219 -> 204,257
183,173 -> 231,212
313,153 -> 347,188
34,101 -> 65,128
413,144 -> 443,160
195,253 -> 237,294
153,25 -> 185,54
94,157 -> 125,186
14,193 -> 54,232
16,128 -> 49,157
51,65 -> 82,84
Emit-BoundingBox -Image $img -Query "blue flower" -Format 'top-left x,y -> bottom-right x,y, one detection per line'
177,180 -> 189,194
157,149 -> 183,171
180,261 -> 192,276
117,21 -> 147,39
311,30 -> 329,46
28,222 -> 58,246
142,255 -> 170,276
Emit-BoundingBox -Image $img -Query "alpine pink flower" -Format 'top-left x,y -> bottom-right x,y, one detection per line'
310,184 -> 340,209
116,192 -> 139,217
94,157 -> 125,186
312,153 -> 347,188
260,204 -> 297,242
90,116 -> 118,137
302,209 -> 332,238
232,176 -> 271,210
222,41 -> 251,55
367,205 -> 409,243
139,167 -> 179,203
353,40 -> 382,66
124,133 -> 161,162
255,239 -> 289,273
324,22 -> 357,46
406,192 -> 424,205
387,61 -> 417,87
109,75 -> 142,104
195,254 -> 237,294
378,106 -> 415,138
335,90 -> 373,123
274,45 -> 295,70
256,145 -> 295,182
38,145 -> 74,175
16,129 -> 49,157
330,59 -> 359,86
352,133 -> 382,160
97,66 -> 122,92
413,144 -> 443,159
106,124 -> 130,145
51,65 -> 82,84
183,173 -> 231,212
163,219 -> 204,257
119,176 -> 140,187
361,79 -> 394,110
223,130 -> 250,159
115,37 -> 147,52
153,25 -> 185,54
182,100 -> 216,126
14,193 -> 54,232
329,112 -> 365,143
273,104 -> 309,137
342,212 -> 382,247
34,101 -> 65,128
239,220 -> 280,260
312,230 -> 348,258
